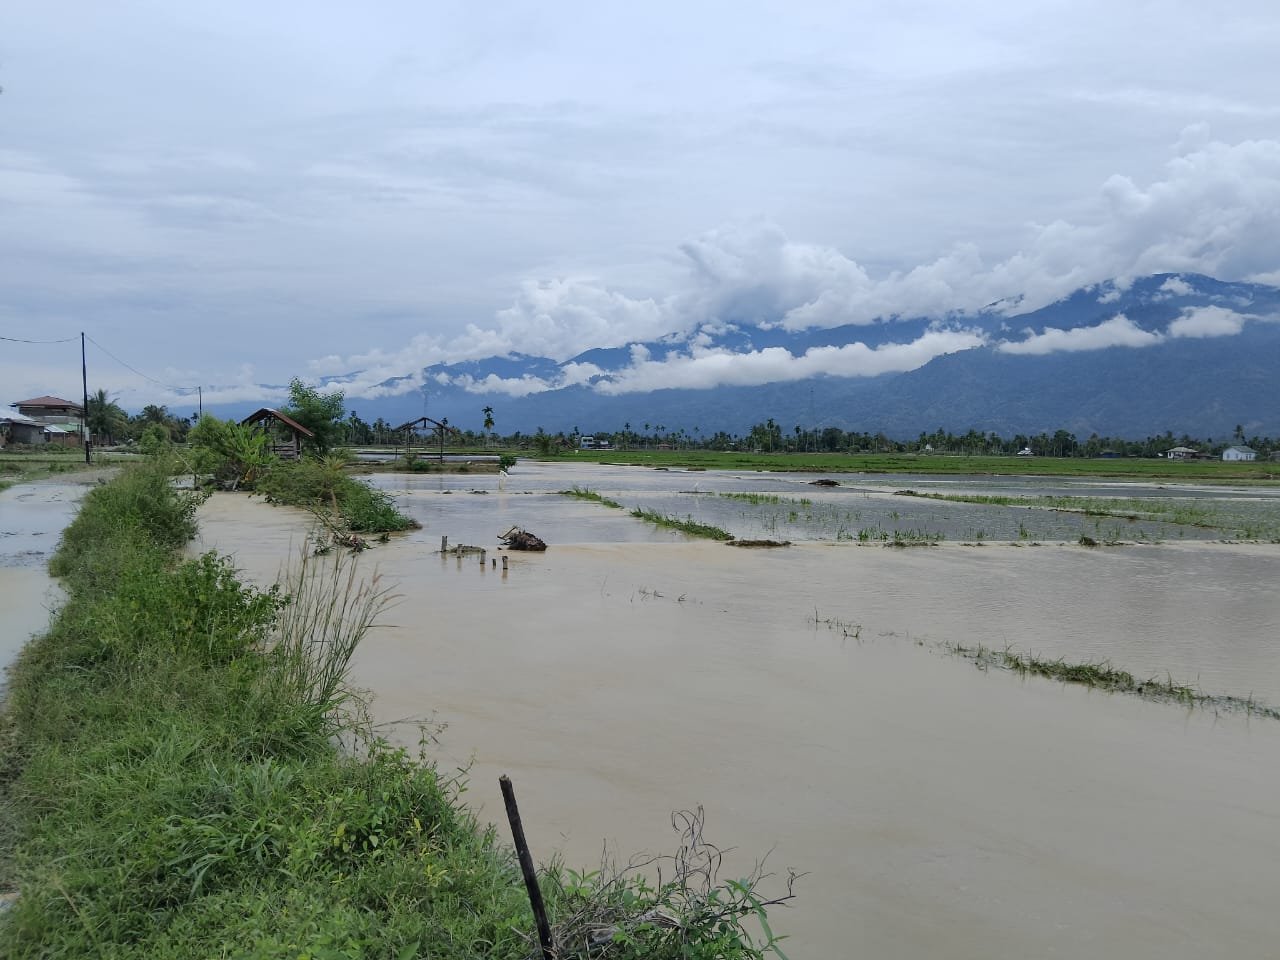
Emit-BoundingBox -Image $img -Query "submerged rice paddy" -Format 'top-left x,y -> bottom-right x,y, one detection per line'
449,462 -> 1280,545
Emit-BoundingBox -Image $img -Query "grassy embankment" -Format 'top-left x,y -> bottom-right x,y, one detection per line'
0,464 -> 793,958
562,487 -> 735,541
542,449 -> 1280,481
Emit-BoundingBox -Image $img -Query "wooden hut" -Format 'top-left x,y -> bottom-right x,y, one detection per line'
239,408 -> 314,460
394,416 -> 461,461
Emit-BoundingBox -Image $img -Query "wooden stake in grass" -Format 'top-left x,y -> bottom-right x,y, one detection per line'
499,775 -> 554,960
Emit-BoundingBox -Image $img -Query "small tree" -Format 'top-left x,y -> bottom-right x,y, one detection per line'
283,378 -> 345,454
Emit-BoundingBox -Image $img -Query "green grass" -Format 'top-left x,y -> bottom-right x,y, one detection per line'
630,508 -> 735,540
0,462 -> 792,958
945,642 -> 1280,720
543,449 -> 1280,481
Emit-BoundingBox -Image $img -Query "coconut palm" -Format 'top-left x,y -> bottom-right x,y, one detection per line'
86,389 -> 128,445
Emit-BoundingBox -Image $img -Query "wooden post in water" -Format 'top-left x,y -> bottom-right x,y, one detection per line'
502,555 -> 508,571
499,775 -> 553,960
440,535 -> 448,553
480,549 -> 486,567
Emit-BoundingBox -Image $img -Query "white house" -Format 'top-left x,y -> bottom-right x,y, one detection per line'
1222,445 -> 1256,462
1165,446 -> 1197,460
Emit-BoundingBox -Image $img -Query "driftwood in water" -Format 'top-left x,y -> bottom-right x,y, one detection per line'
726,539 -> 791,548
308,508 -> 369,553
808,478 -> 839,487
499,526 -> 547,551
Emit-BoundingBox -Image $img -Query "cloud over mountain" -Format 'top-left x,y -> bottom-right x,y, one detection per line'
302,136 -> 1280,401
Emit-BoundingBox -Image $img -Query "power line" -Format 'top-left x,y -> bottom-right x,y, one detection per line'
1,333 -> 79,344
84,334 -> 196,394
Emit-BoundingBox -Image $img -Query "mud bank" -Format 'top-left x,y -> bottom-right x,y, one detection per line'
195,488 -> 1280,960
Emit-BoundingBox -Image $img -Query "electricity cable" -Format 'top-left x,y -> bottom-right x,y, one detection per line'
84,334 -> 197,395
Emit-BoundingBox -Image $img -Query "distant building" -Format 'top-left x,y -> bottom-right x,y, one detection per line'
1165,446 -> 1198,460
1222,445 -> 1257,462
5,396 -> 85,447
12,395 -> 84,423
1,411 -> 48,445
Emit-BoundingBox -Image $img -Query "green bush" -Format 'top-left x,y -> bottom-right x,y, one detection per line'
257,458 -> 418,533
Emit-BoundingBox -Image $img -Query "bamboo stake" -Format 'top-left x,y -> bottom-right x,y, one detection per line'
499,775 -> 553,960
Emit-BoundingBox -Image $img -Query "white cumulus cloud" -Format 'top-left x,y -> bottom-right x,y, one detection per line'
595,328 -> 987,394
997,314 -> 1163,355
1167,305 -> 1252,338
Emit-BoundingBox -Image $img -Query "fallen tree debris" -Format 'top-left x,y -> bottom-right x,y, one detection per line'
500,526 -> 548,551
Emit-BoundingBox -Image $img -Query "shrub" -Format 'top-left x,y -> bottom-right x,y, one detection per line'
257,458 -> 418,533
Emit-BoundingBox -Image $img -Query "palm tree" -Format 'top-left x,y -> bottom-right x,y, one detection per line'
86,388 -> 128,445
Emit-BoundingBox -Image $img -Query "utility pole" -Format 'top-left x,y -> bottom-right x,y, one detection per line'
198,385 -> 203,418
81,332 -> 90,464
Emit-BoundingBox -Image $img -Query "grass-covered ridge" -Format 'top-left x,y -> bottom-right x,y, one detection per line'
630,508 -> 735,541
0,463 -> 793,958
945,642 -> 1280,720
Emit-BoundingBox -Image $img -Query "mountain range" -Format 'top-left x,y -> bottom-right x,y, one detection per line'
213,273 -> 1280,439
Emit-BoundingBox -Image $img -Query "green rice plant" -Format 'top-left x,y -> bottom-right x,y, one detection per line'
888,528 -> 944,546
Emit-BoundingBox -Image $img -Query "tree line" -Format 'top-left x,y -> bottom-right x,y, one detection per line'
83,386 -> 1277,460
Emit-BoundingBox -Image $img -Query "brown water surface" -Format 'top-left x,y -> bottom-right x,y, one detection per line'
193,481 -> 1280,960
0,479 -> 94,671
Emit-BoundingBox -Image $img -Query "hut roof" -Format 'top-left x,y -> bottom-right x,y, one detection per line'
239,408 -> 315,437
394,415 -> 461,435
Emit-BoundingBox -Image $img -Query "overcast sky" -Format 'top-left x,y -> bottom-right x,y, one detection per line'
4,1 -> 1280,411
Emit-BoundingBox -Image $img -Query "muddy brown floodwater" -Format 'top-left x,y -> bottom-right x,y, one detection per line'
191,470 -> 1280,960
0,478 -> 104,672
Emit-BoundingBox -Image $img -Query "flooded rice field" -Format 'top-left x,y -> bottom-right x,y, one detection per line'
369,462 -> 1280,544
191,463 -> 1280,959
